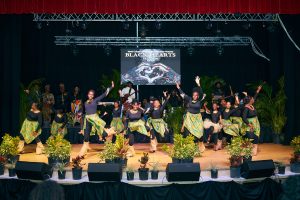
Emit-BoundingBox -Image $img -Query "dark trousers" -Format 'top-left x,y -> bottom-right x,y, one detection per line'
244,131 -> 259,144
83,119 -> 107,142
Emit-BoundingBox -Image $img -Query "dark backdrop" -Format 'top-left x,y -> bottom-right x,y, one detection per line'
0,14 -> 300,143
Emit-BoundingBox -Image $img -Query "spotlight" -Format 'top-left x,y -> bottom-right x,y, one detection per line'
187,46 -> 194,56
262,22 -> 266,28
122,21 -> 130,30
46,21 -> 50,26
139,23 -> 147,38
81,21 -> 87,30
155,21 -> 162,30
216,45 -> 224,56
36,21 -> 42,30
206,21 -> 213,30
104,45 -> 112,56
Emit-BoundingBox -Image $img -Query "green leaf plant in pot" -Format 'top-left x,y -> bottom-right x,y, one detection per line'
98,141 -> 118,163
274,161 -> 286,175
71,156 -> 84,180
5,158 -> 17,177
56,161 -> 68,180
150,161 -> 160,180
210,162 -> 218,179
0,134 -> 20,164
138,152 -> 149,181
290,136 -> 300,173
126,165 -> 135,181
114,134 -> 129,167
44,135 -> 71,168
241,138 -> 253,163
226,136 -> 244,178
162,134 -> 200,163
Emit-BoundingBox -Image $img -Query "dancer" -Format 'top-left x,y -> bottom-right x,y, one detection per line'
176,76 -> 205,153
203,102 -> 223,151
18,102 -> 44,154
147,92 -> 170,153
78,81 -> 116,157
230,94 -> 243,132
110,101 -> 124,134
51,106 -> 68,136
242,85 -> 262,156
70,86 -> 83,126
42,84 -> 55,123
125,100 -> 150,157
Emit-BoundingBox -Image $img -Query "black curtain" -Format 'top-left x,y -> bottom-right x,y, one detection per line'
0,178 -> 282,200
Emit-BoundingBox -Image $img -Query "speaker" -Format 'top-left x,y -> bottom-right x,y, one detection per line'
87,163 -> 122,181
241,160 -> 275,179
166,163 -> 200,182
15,161 -> 52,180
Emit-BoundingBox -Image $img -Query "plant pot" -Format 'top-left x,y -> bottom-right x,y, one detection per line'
211,169 -> 218,179
290,162 -> 300,173
172,158 -> 180,163
126,171 -> 134,181
172,158 -> 193,163
58,170 -> 66,179
0,164 -> 4,176
138,168 -> 149,180
230,166 -> 241,178
8,168 -> 16,177
278,166 -> 286,175
243,156 -> 252,163
105,159 -> 115,164
121,158 -> 128,168
48,156 -> 70,168
7,155 -> 19,163
151,170 -> 159,180
72,167 -> 82,180
272,133 -> 281,144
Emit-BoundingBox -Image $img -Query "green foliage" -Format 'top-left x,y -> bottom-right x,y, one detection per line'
0,134 -> 20,157
162,134 -> 200,159
99,69 -> 121,99
200,76 -> 226,103
138,152 -> 149,169
226,136 -> 244,166
114,134 -> 129,159
165,107 -> 184,134
247,76 -> 287,134
126,165 -> 135,173
44,135 -> 71,160
291,136 -> 300,154
56,162 -> 68,173
241,138 -> 253,159
150,161 -> 160,171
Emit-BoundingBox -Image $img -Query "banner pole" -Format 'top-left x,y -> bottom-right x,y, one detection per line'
136,85 -> 139,101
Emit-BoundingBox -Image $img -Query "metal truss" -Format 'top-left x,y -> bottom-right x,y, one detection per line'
55,36 -> 270,61
34,13 -> 278,22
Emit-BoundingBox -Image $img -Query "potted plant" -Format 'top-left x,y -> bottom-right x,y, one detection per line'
210,163 -> 218,179
44,135 -> 71,168
114,134 -> 129,167
6,159 -> 17,177
0,156 -> 6,175
290,136 -> 300,173
162,134 -> 200,163
126,166 -> 135,181
98,141 -> 118,163
242,138 -> 253,163
71,156 -> 84,180
0,134 -> 20,163
227,136 -> 243,178
138,152 -> 149,180
150,161 -> 160,180
56,162 -> 68,179
275,162 -> 286,175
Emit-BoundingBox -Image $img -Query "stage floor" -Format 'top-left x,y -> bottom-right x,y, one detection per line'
19,143 -> 293,171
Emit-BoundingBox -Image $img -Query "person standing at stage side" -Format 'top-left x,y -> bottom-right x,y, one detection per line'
110,101 -> 124,134
78,81 -> 116,157
147,92 -> 170,153
70,86 -> 83,126
51,106 -> 68,137
120,81 -> 136,103
241,85 -> 262,156
55,83 -> 70,113
176,76 -> 205,153
125,100 -> 150,157
18,102 -> 44,154
42,84 -> 55,124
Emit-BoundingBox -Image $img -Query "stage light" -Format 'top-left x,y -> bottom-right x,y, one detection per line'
216,45 -> 224,56
81,21 -> 87,30
267,22 -> 277,32
36,21 -> 42,30
187,46 -> 194,56
104,45 -> 112,56
46,21 -> 50,26
206,21 -> 213,30
155,21 -> 162,30
122,21 -> 130,30
262,22 -> 266,28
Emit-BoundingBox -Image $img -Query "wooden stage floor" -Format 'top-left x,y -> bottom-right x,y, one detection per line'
19,143 -> 293,171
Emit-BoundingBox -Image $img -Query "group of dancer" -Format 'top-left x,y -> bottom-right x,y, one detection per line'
17,76 -> 262,158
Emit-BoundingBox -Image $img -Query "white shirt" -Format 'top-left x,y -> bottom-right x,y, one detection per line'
121,87 -> 136,103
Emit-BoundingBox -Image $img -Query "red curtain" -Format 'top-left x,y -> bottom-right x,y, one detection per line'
0,0 -> 300,14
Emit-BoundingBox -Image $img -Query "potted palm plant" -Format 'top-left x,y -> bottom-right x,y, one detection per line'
0,134 -> 20,163
274,162 -> 286,175
227,136 -> 243,178
114,134 -> 129,167
6,158 -> 17,177
290,136 -> 300,173
242,138 -> 253,163
56,162 -> 68,179
98,141 -> 118,163
0,156 -> 6,176
71,156 -> 84,180
138,152 -> 149,180
162,134 -> 200,163
150,161 -> 160,180
210,163 -> 218,179
44,135 -> 71,168
126,166 -> 135,181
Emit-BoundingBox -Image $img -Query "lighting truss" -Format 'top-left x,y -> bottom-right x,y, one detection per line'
34,13 -> 277,22
54,36 -> 270,61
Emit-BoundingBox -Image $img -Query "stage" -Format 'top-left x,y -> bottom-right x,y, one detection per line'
19,143 -> 293,171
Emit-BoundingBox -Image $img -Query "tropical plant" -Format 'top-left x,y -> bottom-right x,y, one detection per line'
71,156 -> 84,169
241,138 -> 253,159
162,134 -> 200,159
150,161 -> 160,171
44,135 -> 71,160
98,141 -> 118,161
56,162 -> 68,173
291,136 -> 300,154
99,69 -> 121,99
138,152 -> 149,169
200,76 -> 226,102
114,134 -> 129,159
126,165 -> 135,173
165,107 -> 184,134
247,76 -> 287,134
226,136 -> 244,167
0,134 -> 20,158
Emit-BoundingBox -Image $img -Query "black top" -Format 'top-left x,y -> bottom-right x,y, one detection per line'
242,106 -> 257,125
112,107 -> 122,118
126,109 -> 143,122
179,87 -> 203,114
55,92 -> 70,111
221,107 -> 240,120
54,114 -> 68,128
26,111 -> 42,132
211,110 -> 221,123
149,99 -> 168,119
231,105 -> 242,117
84,88 -> 111,115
